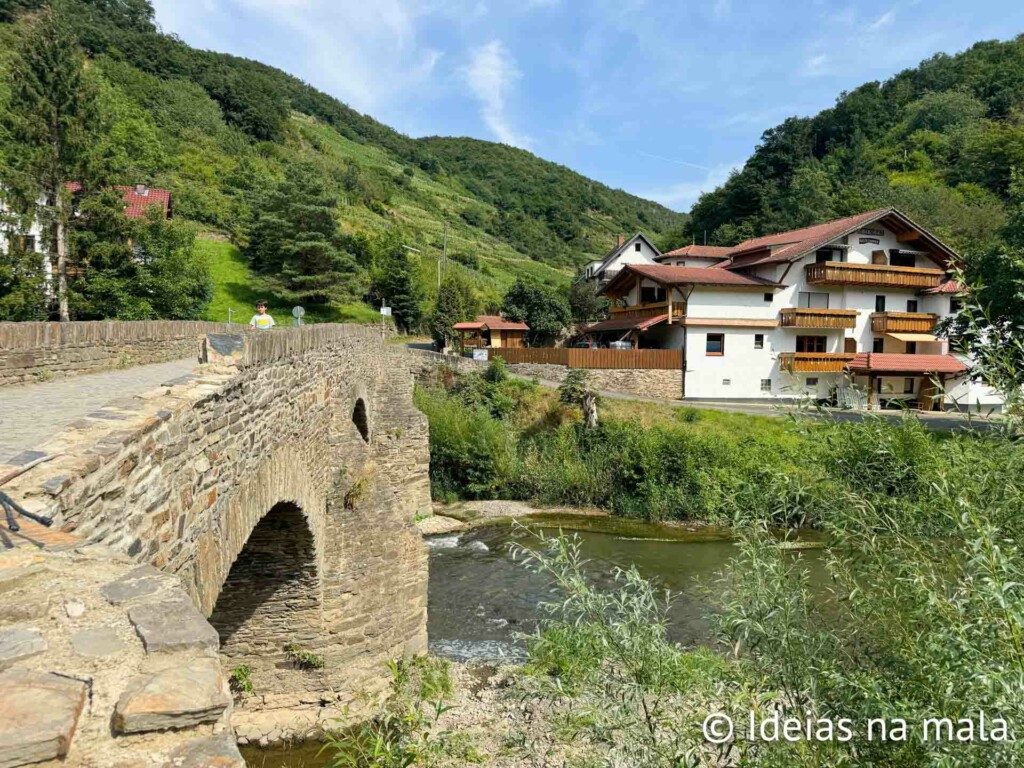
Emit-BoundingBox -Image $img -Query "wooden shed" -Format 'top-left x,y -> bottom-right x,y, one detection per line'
453,315 -> 530,352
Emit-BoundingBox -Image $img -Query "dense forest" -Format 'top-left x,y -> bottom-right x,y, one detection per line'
0,0 -> 685,325
687,35 -> 1024,257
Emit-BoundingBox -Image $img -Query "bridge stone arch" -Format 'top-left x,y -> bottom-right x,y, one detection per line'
191,444 -> 327,617
2,325 -> 431,756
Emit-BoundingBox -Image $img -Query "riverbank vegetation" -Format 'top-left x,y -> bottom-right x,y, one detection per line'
415,360 -> 1022,534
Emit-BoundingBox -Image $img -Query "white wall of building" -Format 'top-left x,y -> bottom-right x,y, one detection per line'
608,221 -> 1002,407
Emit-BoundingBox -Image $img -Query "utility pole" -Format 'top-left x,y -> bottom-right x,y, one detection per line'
442,219 -> 448,275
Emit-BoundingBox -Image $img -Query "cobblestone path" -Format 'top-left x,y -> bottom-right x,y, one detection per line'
0,358 -> 196,462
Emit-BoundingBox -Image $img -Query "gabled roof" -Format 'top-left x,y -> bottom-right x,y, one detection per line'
848,353 -> 968,375
601,263 -> 782,296
594,232 -> 662,274
658,244 -> 733,260
115,185 -> 171,219
454,315 -> 529,332
64,182 -> 171,219
725,208 -> 958,270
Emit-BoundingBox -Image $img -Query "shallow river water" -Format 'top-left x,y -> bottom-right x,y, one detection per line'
242,514 -> 823,766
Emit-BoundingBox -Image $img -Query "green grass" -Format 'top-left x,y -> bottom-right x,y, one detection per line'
199,237 -> 381,326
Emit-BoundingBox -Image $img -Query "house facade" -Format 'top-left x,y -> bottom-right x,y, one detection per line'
585,208 -> 1000,410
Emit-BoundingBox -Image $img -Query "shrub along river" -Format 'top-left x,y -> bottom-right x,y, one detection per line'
242,513 -> 826,765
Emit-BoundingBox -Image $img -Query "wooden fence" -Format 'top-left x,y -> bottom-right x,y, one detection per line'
489,347 -> 682,370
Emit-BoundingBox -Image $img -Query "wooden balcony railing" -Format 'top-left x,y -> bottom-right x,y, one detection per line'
779,308 -> 858,329
778,352 -> 856,373
870,312 -> 938,333
610,302 -> 686,321
805,262 -> 944,289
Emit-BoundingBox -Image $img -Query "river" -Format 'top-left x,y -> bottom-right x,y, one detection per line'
242,513 -> 823,766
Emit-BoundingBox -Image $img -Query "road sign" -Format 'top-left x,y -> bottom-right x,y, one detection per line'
292,306 -> 305,318
380,306 -> 392,317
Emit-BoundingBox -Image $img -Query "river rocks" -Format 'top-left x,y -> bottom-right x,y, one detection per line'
0,669 -> 87,768
114,657 -> 230,733
0,627 -> 46,670
71,626 -> 123,658
101,564 -> 179,605
128,596 -> 220,653
163,732 -> 245,768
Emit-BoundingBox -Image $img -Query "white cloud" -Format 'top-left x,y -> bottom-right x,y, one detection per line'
638,163 -> 739,211
869,9 -> 896,29
803,53 -> 828,76
463,40 -> 532,149
150,0 -> 444,117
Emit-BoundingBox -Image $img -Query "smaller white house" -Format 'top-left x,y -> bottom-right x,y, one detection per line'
584,232 -> 663,285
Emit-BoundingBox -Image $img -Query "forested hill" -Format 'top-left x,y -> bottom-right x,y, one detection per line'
686,35 -> 1024,256
0,0 -> 686,320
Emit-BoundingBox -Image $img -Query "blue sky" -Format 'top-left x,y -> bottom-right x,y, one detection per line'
149,0 -> 1024,212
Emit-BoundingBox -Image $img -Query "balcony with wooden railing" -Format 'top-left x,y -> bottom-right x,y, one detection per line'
609,301 -> 686,321
778,352 -> 856,373
779,308 -> 858,329
805,261 -> 945,289
870,312 -> 938,333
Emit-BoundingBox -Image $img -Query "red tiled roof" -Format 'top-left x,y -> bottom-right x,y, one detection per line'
921,280 -> 967,295
724,208 -> 957,270
659,244 -> 733,259
64,182 -> 171,219
457,315 -> 529,331
584,315 -> 669,333
610,263 -> 782,288
848,353 -> 968,374
115,185 -> 171,219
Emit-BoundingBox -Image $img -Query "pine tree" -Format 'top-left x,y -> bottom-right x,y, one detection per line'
2,3 -> 99,321
371,233 -> 423,334
245,162 -> 359,310
430,273 -> 477,351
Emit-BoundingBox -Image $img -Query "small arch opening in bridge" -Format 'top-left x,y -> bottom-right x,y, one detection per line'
209,502 -> 321,672
352,398 -> 370,443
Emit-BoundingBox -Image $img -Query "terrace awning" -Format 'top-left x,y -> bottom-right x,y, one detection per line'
584,314 -> 669,334
886,332 -> 940,342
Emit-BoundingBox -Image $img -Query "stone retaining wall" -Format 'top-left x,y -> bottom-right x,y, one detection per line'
0,320 -> 235,387
1,324 -> 431,758
407,348 -> 684,400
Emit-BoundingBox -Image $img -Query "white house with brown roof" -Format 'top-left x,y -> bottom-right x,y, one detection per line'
585,208 -> 1000,410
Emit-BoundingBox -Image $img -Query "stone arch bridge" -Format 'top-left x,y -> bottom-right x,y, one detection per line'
0,324 -> 430,766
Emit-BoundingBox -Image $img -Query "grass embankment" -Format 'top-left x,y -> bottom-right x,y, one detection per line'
198,237 -> 379,325
416,360 -> 1021,532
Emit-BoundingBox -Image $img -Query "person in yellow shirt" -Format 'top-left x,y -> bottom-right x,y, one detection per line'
248,301 -> 276,330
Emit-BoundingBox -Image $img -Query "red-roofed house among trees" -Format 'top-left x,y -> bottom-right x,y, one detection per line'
453,315 -> 530,353
580,208 -> 999,410
64,183 -> 172,219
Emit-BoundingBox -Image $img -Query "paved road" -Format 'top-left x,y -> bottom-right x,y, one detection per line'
0,358 -> 197,462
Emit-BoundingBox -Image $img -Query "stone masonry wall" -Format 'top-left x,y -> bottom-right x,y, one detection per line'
0,320 -> 235,387
407,348 -> 684,400
1,324 -> 431,748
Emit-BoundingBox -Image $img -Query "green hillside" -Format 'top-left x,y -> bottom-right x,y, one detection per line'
686,35 -> 1024,256
0,0 -> 687,323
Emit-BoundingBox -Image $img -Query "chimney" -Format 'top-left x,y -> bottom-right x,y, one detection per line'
616,234 -> 625,248
135,184 -> 149,197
